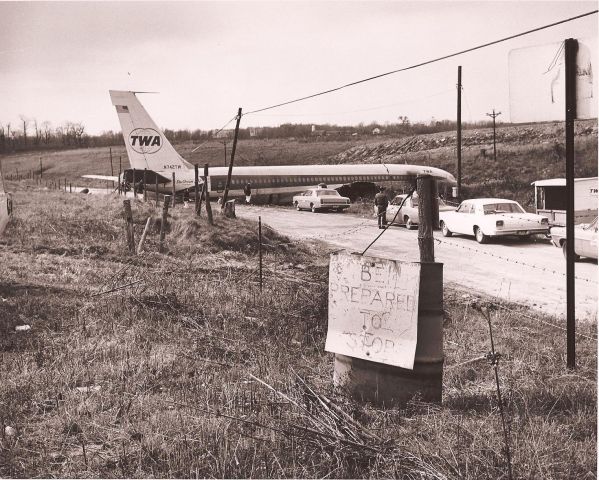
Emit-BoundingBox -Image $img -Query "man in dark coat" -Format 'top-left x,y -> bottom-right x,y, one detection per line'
374,186 -> 389,229
243,182 -> 252,204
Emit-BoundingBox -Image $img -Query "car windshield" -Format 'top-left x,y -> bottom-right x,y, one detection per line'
483,202 -> 524,214
317,190 -> 339,196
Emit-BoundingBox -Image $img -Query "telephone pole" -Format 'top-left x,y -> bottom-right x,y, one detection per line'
456,66 -> 462,199
486,109 -> 502,161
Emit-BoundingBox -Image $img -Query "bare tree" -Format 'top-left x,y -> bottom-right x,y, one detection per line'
41,121 -> 52,144
19,115 -> 29,145
72,122 -> 85,145
33,118 -> 40,146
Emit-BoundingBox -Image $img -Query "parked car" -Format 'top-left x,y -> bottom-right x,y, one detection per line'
439,198 -> 549,243
293,187 -> 350,212
386,194 -> 455,229
550,216 -> 597,260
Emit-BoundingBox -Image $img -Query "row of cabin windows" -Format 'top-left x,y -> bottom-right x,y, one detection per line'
223,175 -> 396,186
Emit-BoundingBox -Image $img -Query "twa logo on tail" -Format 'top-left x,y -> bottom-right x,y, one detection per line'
129,128 -> 162,154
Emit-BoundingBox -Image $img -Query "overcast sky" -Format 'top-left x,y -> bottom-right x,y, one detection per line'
0,1 -> 596,135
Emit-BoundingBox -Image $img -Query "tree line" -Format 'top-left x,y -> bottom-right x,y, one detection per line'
0,115 -> 501,154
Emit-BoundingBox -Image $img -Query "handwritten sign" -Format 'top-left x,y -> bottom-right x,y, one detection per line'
509,37 -> 598,122
325,251 -> 420,369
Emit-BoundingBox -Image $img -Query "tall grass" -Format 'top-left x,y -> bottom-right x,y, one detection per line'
0,189 -> 596,478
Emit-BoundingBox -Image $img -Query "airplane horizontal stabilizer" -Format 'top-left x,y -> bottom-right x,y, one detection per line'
82,175 -> 119,181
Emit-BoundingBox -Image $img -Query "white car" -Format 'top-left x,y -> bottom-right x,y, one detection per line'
386,194 -> 455,229
293,187 -> 351,212
439,198 -> 549,243
550,217 -> 598,260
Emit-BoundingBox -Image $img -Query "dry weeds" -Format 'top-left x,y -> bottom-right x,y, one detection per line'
0,189 -> 595,478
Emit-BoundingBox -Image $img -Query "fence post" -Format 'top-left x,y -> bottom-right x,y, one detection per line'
143,168 -> 147,202
159,196 -> 171,253
204,164 -> 213,225
194,164 -> 200,216
123,200 -> 135,254
171,172 -> 176,208
137,217 -> 152,254
155,175 -> 159,208
431,180 -> 440,230
417,175 -> 435,262
258,216 -> 263,292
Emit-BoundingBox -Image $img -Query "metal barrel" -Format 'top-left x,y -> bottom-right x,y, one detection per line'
333,262 -> 444,407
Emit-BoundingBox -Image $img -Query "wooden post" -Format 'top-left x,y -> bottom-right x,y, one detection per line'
224,200 -> 236,218
417,175 -> 435,263
565,38 -> 578,369
221,107 -> 242,207
457,66 -> 462,199
197,179 -> 205,217
204,164 -> 213,225
119,156 -> 122,194
137,217 -> 152,254
258,216 -> 263,292
159,196 -> 171,253
431,180 -> 440,230
171,172 -> 176,208
123,200 -> 135,254
194,164 -> 200,216
143,168 -> 147,202
39,157 -> 42,178
155,175 -> 159,208
69,183 -> 72,193
132,168 -> 136,199
64,178 -> 67,192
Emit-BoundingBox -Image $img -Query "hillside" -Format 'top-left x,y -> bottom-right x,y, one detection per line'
328,119 -> 598,205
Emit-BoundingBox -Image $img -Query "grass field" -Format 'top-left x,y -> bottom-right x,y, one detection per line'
0,187 -> 596,478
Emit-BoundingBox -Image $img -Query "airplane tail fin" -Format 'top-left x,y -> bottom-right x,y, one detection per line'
109,90 -> 194,172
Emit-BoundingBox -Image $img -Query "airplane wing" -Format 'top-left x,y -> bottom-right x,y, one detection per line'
82,174 -> 119,181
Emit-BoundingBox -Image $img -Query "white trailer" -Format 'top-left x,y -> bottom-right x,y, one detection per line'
532,177 -> 598,226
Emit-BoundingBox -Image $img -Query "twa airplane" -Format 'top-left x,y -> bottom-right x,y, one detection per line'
84,90 -> 456,201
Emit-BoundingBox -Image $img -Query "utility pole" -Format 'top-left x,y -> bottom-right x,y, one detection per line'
486,109 -> 502,161
221,108 -> 242,207
564,38 -> 578,369
456,66 -> 462,199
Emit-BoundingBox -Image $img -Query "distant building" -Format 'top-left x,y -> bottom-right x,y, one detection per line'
372,128 -> 381,135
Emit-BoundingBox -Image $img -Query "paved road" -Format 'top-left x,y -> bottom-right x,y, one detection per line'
237,205 -> 598,320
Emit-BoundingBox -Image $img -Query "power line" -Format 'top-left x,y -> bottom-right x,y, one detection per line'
243,10 -> 597,116
190,115 -> 238,153
249,89 -> 454,118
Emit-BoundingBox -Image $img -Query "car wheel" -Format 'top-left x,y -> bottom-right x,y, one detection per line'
440,221 -> 452,237
294,201 -> 301,211
475,227 -> 488,244
405,217 -> 415,230
562,241 -> 580,261
311,204 -> 318,213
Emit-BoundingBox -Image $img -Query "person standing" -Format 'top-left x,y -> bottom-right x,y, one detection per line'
374,186 -> 389,229
243,182 -> 252,204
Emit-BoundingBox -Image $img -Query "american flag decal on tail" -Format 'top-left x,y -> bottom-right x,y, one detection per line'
116,105 -> 129,113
